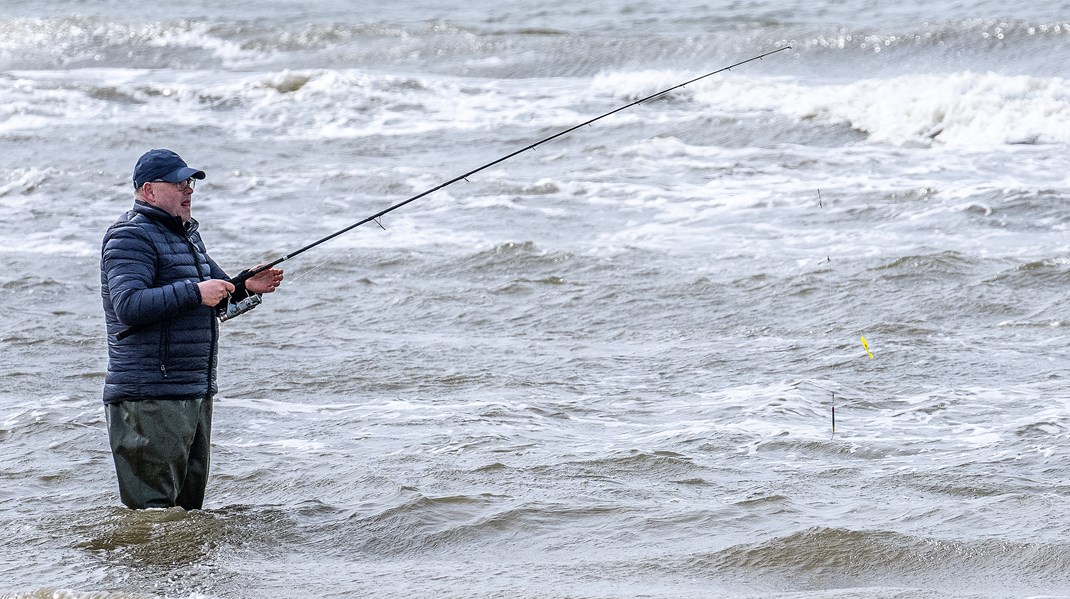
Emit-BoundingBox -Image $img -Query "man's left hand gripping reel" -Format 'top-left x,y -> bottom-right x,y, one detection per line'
217,269 -> 262,322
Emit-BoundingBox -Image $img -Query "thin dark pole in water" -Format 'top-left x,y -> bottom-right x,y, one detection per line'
832,392 -> 836,436
231,46 -> 793,285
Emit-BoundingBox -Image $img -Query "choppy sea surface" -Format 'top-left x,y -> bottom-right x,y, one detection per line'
3,1 -> 1070,597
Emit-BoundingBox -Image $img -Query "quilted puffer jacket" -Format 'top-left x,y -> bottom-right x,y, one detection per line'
100,201 -> 227,403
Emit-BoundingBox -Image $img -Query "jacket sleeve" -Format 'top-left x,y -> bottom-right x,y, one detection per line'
204,253 -> 261,301
204,247 -> 257,301
102,224 -> 202,327
206,254 -> 229,282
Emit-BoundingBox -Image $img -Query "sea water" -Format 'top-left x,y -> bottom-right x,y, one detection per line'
2,1 -> 1070,597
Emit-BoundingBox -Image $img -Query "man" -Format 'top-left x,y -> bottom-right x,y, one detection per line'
100,148 -> 284,510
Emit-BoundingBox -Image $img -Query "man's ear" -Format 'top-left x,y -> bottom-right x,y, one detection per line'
138,183 -> 155,203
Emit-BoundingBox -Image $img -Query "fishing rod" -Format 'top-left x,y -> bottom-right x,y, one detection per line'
233,46 -> 790,284
220,45 -> 791,317
118,46 -> 792,337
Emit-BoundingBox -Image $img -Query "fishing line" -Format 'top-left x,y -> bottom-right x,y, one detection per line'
285,246 -> 355,285
817,188 -> 875,437
228,46 -> 792,286
818,189 -> 838,436
114,46 -> 792,340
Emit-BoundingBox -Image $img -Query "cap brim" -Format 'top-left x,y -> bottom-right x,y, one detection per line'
161,167 -> 206,182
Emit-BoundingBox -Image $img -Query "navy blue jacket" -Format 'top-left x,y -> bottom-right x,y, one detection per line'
100,201 -> 226,403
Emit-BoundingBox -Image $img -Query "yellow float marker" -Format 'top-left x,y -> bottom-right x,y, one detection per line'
861,336 -> 874,359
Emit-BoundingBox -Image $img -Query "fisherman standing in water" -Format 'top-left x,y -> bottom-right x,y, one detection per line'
100,149 -> 284,510
93,49 -> 789,510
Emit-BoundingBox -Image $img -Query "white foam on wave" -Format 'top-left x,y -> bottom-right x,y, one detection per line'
0,230 -> 96,256
593,68 -> 1070,148
12,65 -> 1068,151
264,71 -> 583,141
0,68 -> 591,142
219,395 -> 365,415
143,21 -> 255,64
863,385 -> 1070,465
0,167 -> 54,199
787,72 -> 1070,147
227,438 -> 328,452
0,17 -> 265,70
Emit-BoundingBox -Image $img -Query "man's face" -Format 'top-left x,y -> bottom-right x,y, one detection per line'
143,178 -> 195,222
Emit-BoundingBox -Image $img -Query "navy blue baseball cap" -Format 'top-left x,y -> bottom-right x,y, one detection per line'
132,149 -> 206,189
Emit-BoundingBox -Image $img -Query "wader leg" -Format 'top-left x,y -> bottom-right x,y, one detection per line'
176,397 -> 212,510
105,397 -> 213,510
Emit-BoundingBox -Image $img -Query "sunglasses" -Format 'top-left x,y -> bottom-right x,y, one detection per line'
151,177 -> 197,191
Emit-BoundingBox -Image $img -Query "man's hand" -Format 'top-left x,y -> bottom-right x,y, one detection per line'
198,279 -> 236,306
245,267 -> 284,294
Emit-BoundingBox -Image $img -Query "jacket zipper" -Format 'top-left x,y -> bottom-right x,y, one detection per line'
183,231 -> 216,396
159,326 -> 170,377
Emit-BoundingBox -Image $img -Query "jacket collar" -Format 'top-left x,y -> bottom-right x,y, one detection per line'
133,200 -> 199,235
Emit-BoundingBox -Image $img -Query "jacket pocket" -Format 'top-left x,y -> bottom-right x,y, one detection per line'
158,325 -> 170,378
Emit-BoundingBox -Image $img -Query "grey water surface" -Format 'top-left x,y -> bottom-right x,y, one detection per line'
2,1 -> 1070,597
